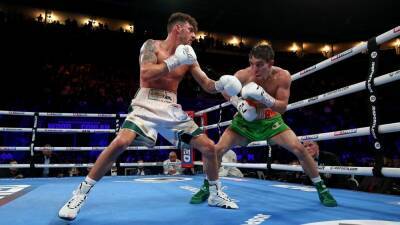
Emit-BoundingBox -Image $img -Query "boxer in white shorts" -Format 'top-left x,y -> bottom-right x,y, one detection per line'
122,87 -> 202,148
58,12 -> 241,221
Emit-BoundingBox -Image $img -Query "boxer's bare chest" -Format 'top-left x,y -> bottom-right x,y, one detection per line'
156,47 -> 188,80
140,44 -> 189,91
245,71 -> 281,97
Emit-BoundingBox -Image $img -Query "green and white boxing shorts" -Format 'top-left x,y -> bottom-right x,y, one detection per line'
121,88 -> 202,147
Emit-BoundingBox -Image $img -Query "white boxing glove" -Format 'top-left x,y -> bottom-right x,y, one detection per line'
214,75 -> 242,96
164,45 -> 197,71
230,96 -> 257,122
241,82 -> 276,108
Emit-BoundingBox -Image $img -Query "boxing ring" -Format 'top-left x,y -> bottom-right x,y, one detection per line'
0,176 -> 399,225
1,26 -> 400,224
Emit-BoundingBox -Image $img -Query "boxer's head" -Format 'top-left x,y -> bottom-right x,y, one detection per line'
167,12 -> 197,45
249,45 -> 274,78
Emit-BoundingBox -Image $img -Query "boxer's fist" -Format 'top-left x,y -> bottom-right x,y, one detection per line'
241,82 -> 275,108
230,96 -> 257,122
164,45 -> 197,71
215,75 -> 242,96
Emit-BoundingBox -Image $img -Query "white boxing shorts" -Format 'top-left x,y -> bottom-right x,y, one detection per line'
121,88 -> 202,147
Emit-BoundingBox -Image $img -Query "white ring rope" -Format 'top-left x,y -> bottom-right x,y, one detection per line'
0,164 -> 31,169
35,146 -> 178,151
0,147 -> 30,151
9,69 -> 398,134
247,122 -> 400,147
119,162 -> 181,167
194,162 -> 400,178
0,162 -> 178,168
194,102 -> 232,116
37,128 -> 116,133
287,69 -> 400,111
201,69 -> 400,130
194,26 -> 400,116
1,161 -> 399,178
0,110 -> 117,118
1,122 -> 399,151
38,112 -> 116,118
0,128 -> 116,133
0,146 -> 178,151
291,26 -> 400,81
0,111 -> 35,116
0,128 -> 32,132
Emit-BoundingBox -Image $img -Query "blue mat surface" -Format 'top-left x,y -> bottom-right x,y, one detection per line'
0,176 -> 399,225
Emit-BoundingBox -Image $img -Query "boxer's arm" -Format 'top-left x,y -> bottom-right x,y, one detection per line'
268,71 -> 291,113
190,63 -> 219,94
139,39 -> 169,82
191,65 -> 242,96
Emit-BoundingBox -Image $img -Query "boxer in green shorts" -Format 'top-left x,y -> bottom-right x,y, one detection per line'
230,111 -> 289,142
191,44 -> 337,207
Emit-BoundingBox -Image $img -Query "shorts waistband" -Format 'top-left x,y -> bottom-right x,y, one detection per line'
256,108 -> 279,120
134,88 -> 177,103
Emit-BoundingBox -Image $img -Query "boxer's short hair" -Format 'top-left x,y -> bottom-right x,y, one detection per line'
250,44 -> 275,61
167,12 -> 198,33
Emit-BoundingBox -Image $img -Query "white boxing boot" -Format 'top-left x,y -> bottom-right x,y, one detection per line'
208,181 -> 239,209
58,181 -> 93,221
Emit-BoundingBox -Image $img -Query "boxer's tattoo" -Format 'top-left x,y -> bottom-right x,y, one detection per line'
140,39 -> 157,64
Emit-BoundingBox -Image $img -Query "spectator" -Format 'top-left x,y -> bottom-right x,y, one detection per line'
37,14 -> 43,23
218,150 -> 243,178
303,141 -> 349,188
35,144 -> 65,177
68,167 -> 80,177
111,166 -> 118,176
0,160 -> 24,179
135,159 -> 150,176
163,151 -> 182,175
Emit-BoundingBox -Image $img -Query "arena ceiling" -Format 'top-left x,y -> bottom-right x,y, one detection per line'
3,0 -> 400,42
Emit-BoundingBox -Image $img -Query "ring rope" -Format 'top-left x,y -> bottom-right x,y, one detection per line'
0,162 -> 179,168
1,161 -> 399,178
291,26 -> 400,80
194,162 -> 400,178
202,69 -> 400,130
194,26 -> 400,116
1,122 -> 399,151
0,68 -> 397,128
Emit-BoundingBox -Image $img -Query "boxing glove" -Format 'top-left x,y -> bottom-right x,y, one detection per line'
230,96 -> 257,122
215,75 -> 242,96
164,45 -> 197,71
241,82 -> 275,108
